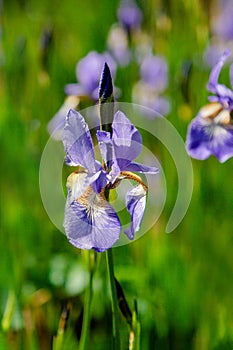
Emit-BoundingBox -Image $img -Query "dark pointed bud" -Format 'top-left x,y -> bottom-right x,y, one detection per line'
99,62 -> 113,102
98,62 -> 114,133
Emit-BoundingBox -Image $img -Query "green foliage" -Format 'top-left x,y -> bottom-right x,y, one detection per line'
1,0 -> 233,349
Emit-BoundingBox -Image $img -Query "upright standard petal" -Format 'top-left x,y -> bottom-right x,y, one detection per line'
207,49 -> 230,93
62,109 -> 96,172
112,110 -> 142,172
64,180 -> 121,251
206,50 -> 233,109
124,184 -> 147,240
96,130 -> 115,170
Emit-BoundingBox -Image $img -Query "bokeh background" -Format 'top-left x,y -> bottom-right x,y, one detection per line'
1,0 -> 233,349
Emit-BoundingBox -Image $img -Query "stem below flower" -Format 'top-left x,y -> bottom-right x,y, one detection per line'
106,248 -> 121,350
79,251 -> 94,350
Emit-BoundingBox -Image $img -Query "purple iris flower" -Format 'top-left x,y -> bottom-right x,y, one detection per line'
132,54 -> 170,116
117,0 -> 142,31
47,52 -> 117,138
62,108 -> 158,252
65,51 -> 117,101
47,95 -> 80,140
213,0 -> 233,41
107,24 -> 131,67
203,0 -> 233,68
186,49 -> 233,162
140,55 -> 169,92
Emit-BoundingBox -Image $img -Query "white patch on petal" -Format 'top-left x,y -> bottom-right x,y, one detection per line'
213,110 -> 231,124
199,102 -> 222,119
127,183 -> 147,198
67,171 -> 88,202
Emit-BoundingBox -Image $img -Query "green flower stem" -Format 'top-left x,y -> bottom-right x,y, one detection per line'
1,289 -> 15,331
79,251 -> 95,350
106,248 -> 121,350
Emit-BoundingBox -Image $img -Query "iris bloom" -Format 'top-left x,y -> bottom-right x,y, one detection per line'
62,108 -> 158,252
65,51 -> 117,101
186,49 -> 233,162
47,51 -> 117,138
132,54 -> 170,116
203,0 -> 233,68
117,0 -> 142,32
213,0 -> 233,41
107,24 -> 131,67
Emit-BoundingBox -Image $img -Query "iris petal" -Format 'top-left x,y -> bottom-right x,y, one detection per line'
186,116 -> 233,162
67,171 -> 108,203
207,49 -> 230,93
124,184 -> 147,240
62,109 -> 96,172
64,185 -> 121,251
112,110 -> 142,169
96,130 -> 114,169
124,162 -> 159,174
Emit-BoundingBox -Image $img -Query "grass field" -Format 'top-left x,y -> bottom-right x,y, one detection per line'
1,0 -> 233,349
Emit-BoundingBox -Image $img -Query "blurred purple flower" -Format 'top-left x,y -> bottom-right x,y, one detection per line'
132,81 -> 170,117
47,95 -> 80,140
107,24 -> 131,66
65,51 -> 117,101
140,55 -> 168,92
63,109 -> 158,252
186,49 -> 233,162
203,43 -> 226,68
47,52 -> 117,138
132,54 -> 170,116
204,0 -> 233,68
117,0 -> 142,31
213,0 -> 233,41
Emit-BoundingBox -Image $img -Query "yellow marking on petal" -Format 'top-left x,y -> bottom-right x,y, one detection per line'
200,102 -> 223,119
75,185 -> 107,221
77,185 -> 107,212
216,109 -> 231,125
120,171 -> 148,192
200,102 -> 232,125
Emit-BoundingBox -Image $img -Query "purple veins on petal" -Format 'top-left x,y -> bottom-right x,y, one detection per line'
112,110 -> 142,167
186,103 -> 233,162
96,130 -> 114,169
62,109 -> 96,172
124,184 -> 147,240
186,50 -> 233,162
64,174 -> 121,251
62,105 -> 159,250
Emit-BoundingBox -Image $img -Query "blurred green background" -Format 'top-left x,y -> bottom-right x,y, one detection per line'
1,0 -> 233,349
